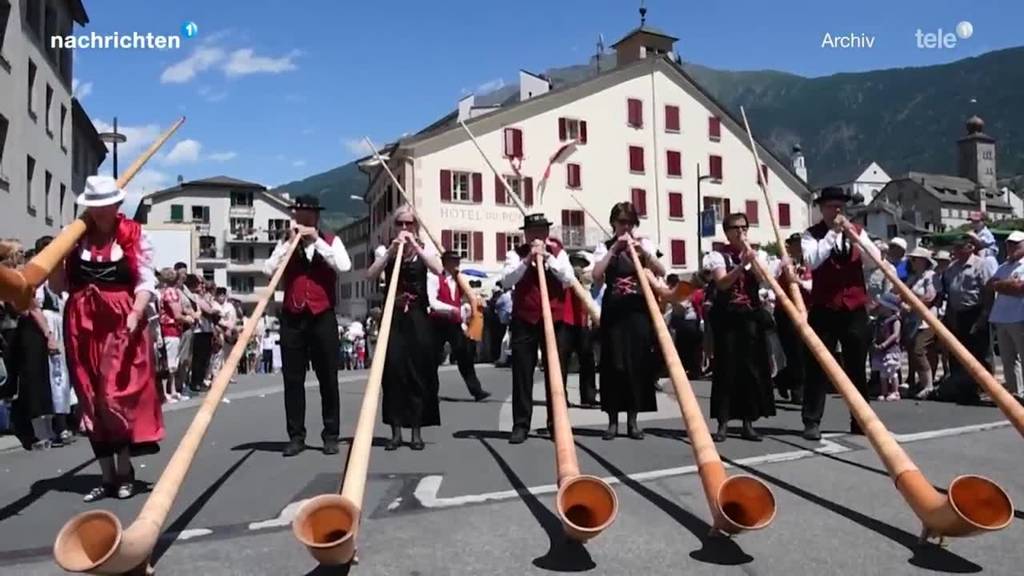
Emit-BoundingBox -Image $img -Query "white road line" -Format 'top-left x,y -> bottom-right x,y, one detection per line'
175,528 -> 213,540
891,420 -> 1010,442
248,498 -> 310,530
413,438 -> 848,509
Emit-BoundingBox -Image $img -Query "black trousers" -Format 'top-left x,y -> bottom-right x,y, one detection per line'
673,318 -> 703,378
432,318 -> 484,397
557,323 -> 597,405
262,350 -> 273,373
802,306 -> 868,427
280,310 -> 340,442
947,306 -> 991,375
774,308 -> 807,396
510,318 -> 567,431
189,332 -> 213,391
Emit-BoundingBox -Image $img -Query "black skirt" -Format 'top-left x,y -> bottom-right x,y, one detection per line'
382,305 -> 441,427
8,316 -> 54,448
710,307 -> 776,422
598,301 -> 658,414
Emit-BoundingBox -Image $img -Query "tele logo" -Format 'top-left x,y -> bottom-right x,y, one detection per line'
916,21 -> 973,49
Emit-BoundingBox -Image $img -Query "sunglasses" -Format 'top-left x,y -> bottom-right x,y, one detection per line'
614,219 -> 636,225
725,225 -> 749,231
395,220 -> 416,227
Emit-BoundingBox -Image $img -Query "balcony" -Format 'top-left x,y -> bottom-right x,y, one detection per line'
224,228 -> 285,244
228,205 -> 255,218
228,261 -> 265,273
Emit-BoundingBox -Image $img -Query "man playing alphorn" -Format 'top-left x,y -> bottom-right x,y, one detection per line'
428,250 -> 491,401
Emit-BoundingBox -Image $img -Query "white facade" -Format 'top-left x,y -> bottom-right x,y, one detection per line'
365,56 -> 811,276
0,0 -> 86,244
334,216 -> 370,322
836,162 -> 891,204
136,178 -> 295,312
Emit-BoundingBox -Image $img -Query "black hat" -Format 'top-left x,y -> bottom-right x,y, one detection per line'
786,233 -> 802,245
291,194 -> 324,211
814,186 -> 852,205
441,250 -> 461,261
520,213 -> 554,230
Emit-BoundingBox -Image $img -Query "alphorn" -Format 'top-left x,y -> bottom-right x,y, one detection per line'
747,246 -> 1013,541
458,119 -> 616,539
458,119 -> 601,326
626,241 -> 776,534
837,218 -> 1024,437
53,234 -> 301,574
292,243 -> 405,564
0,117 -> 186,311
740,106 -> 806,318
361,137 -> 484,341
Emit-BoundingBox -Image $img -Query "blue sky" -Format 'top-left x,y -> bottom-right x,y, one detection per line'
71,0 -> 1022,214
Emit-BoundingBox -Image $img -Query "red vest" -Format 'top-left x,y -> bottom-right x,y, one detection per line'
283,232 -> 338,315
807,221 -> 868,311
430,273 -> 462,322
561,283 -> 587,326
512,238 -> 567,325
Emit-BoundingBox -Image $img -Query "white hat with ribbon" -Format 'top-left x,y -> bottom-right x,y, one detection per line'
76,175 -> 126,207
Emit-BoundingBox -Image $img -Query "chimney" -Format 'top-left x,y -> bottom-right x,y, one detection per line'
611,9 -> 678,66
791,145 -> 807,183
457,94 -> 475,123
519,70 -> 551,102
957,114 -> 997,193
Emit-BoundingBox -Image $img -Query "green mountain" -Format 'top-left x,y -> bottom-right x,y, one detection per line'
272,162 -> 367,229
276,46 -> 1024,224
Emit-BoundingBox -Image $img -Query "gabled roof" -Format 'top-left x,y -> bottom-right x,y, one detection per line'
71,98 -> 108,160
611,24 -> 679,46
66,0 -> 89,25
849,200 -> 929,234
142,176 -> 290,209
878,172 -> 1011,210
826,161 -> 890,187
388,54 -> 812,201
186,175 -> 266,189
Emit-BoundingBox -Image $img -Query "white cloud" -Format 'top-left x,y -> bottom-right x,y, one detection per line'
162,139 -> 203,165
93,120 -> 163,158
121,169 -> 172,218
301,127 -> 315,135
223,49 -> 299,78
475,78 -> 505,93
342,138 -> 370,157
209,151 -> 238,162
161,46 -> 226,84
292,160 -> 307,167
72,78 -> 93,99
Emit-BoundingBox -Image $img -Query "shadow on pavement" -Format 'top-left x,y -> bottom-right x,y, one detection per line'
0,458 -> 96,523
302,563 -> 352,576
151,448 -> 257,564
453,429 -> 596,572
574,442 -> 754,566
724,458 -> 984,573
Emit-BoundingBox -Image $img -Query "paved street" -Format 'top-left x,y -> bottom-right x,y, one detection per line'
0,365 -> 1021,575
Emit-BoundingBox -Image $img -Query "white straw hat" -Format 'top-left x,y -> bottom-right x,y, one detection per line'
76,175 -> 126,207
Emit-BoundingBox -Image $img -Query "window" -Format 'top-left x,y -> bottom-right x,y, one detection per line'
440,170 -> 480,203
44,4 -> 57,63
558,118 -> 588,143
27,59 -> 37,119
44,170 -> 52,224
24,0 -> 40,38
339,283 -> 352,299
671,240 -> 686,267
230,245 -> 255,263
778,203 -> 791,227
199,236 -> 217,258
886,224 -> 898,239
267,218 -> 289,240
443,230 -> 483,261
0,1 -> 11,56
452,172 -> 471,201
230,191 -> 253,206
631,188 -> 648,218
503,127 -> 523,158
26,155 -> 35,214
709,155 -> 723,180
59,104 -> 67,151
0,114 -> 8,186
665,105 -> 680,132
201,268 -> 214,283
745,200 -> 759,226
353,252 -> 367,269
59,183 -> 65,218
666,150 -> 682,177
170,204 -> 184,222
230,276 -> 255,294
496,232 -> 523,261
566,163 -> 581,189
668,192 -> 684,219
704,196 -> 731,222
759,163 -> 769,186
627,98 -> 643,128
628,146 -> 644,173
708,116 -> 721,141
45,84 -> 53,136
561,210 -> 585,247
192,205 -> 210,223
497,175 -> 520,206
231,217 -> 254,235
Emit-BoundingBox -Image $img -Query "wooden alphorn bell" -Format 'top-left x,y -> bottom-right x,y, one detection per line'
747,246 -> 1013,542
53,234 -> 300,575
291,243 -> 406,565
624,240 -> 776,534
0,117 -> 186,311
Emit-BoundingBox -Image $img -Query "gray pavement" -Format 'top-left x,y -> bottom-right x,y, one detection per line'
0,365 -> 1021,575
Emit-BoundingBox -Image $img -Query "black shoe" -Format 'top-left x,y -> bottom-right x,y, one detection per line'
777,389 -> 791,401
384,437 -> 402,451
849,420 -> 864,436
473,390 -> 492,401
791,390 -> 804,405
580,399 -> 599,409
322,439 -> 340,455
537,426 -> 552,439
508,428 -> 528,444
602,425 -> 617,441
282,439 -> 305,457
627,423 -> 644,440
802,425 -> 821,441
410,439 -> 425,451
740,427 -> 762,442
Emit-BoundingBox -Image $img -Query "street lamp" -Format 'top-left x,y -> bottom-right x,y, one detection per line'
695,163 -> 715,259
97,116 -> 127,178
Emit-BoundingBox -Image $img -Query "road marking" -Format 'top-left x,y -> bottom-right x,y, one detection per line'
175,528 -> 213,540
414,438 -> 848,509
891,420 -> 1010,442
248,498 -> 309,530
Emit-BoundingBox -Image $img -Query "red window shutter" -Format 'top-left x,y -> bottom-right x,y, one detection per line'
779,203 -> 791,227
745,200 -> 759,224
495,175 -> 506,204
567,164 -> 581,188
669,192 -> 683,218
671,240 -> 686,266
629,146 -> 644,173
665,105 -> 680,131
572,211 -> 584,226
441,229 -> 452,250
504,128 -> 514,157
631,188 -> 647,217
760,163 -> 769,185
440,169 -> 451,201
524,177 -> 534,206
562,210 -> 571,226
579,121 -> 588,143
472,172 -> 483,203
628,98 -> 642,127
496,232 -> 507,260
513,129 -> 523,158
723,198 -> 731,216
710,155 -> 723,180
667,150 -> 681,177
558,118 -> 567,141
709,116 -> 721,139
473,231 -> 483,261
